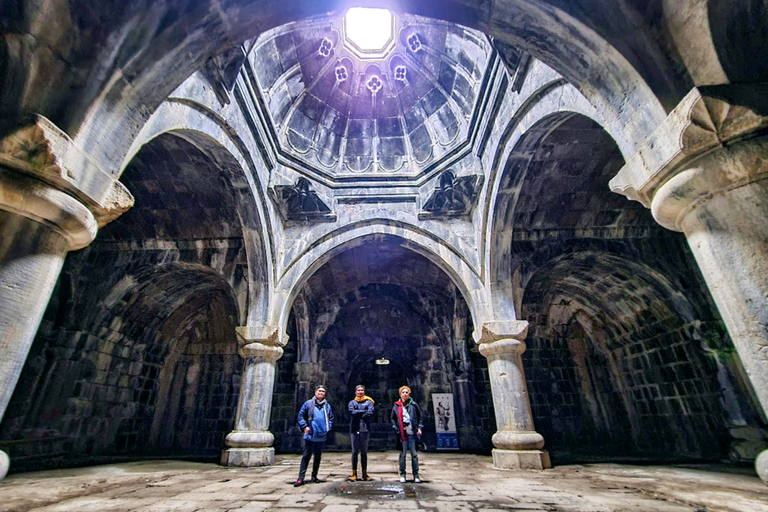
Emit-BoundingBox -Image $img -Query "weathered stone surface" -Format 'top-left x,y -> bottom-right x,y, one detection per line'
2,2 -> 768,497
269,178 -> 336,223
609,86 -> 768,481
221,447 -> 275,467
492,448 -> 551,470
2,453 -> 767,512
420,171 -> 484,219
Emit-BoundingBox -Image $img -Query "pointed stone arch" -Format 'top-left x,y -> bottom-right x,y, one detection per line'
487,108 -> 628,322
121,100 -> 274,328
271,221 -> 491,344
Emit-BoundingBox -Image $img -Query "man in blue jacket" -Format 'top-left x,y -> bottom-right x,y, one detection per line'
295,385 -> 334,486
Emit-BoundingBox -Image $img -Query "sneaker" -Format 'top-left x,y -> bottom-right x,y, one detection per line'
399,474 -> 406,483
414,476 -> 421,483
311,476 -> 321,483
294,479 -> 304,487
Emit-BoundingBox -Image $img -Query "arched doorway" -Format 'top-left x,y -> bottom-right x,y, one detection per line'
271,235 -> 493,453
349,357 -> 408,450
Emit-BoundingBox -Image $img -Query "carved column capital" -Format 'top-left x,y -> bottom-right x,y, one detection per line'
474,320 -> 529,345
236,326 -> 285,360
239,342 -> 284,361
651,136 -> 768,231
0,115 -> 134,247
0,169 -> 97,250
610,84 -> 768,229
236,325 -> 288,347
478,338 -> 526,357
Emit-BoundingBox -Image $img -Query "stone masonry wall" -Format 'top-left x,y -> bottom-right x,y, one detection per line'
0,244 -> 244,471
525,307 -> 730,461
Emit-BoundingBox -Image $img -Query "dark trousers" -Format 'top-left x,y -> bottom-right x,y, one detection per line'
350,432 -> 370,471
298,439 -> 325,481
399,435 -> 419,475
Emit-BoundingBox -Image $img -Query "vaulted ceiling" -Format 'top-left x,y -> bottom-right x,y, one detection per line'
250,12 -> 495,181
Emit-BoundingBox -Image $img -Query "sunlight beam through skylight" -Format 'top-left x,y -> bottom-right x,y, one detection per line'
345,7 -> 393,51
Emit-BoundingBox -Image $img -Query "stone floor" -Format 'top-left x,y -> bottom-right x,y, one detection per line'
1,452 -> 767,512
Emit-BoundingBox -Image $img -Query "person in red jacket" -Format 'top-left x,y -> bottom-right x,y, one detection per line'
390,386 -> 423,483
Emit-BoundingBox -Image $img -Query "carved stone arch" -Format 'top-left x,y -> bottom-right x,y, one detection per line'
481,76 -> 611,322
518,233 -> 725,325
521,250 -> 701,332
271,222 -> 491,346
92,262 -> 241,344
68,0 -> 667,174
485,101 -> 624,321
84,262 -> 242,455
120,100 -> 274,328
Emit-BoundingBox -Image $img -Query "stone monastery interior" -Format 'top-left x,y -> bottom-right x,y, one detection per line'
1,0 -> 768,485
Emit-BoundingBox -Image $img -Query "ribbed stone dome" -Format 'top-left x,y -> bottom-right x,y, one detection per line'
250,12 -> 494,180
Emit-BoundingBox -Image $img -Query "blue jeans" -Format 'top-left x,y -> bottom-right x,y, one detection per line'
399,435 -> 419,475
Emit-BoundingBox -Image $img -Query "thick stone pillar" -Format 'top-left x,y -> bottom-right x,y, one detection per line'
222,327 -> 284,467
0,116 -> 133,479
477,321 -> 551,470
609,84 -> 768,482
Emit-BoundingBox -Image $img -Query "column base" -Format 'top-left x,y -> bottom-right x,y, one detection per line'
756,449 -> 768,484
492,448 -> 551,470
221,447 -> 274,467
0,449 -> 9,480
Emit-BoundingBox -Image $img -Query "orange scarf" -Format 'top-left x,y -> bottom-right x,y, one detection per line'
354,395 -> 375,404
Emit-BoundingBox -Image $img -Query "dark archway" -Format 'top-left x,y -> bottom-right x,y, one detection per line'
348,357 -> 408,450
271,235 -> 493,453
91,263 -> 242,458
490,112 -> 649,318
0,132 -> 257,470
488,112 -> 736,463
0,263 -> 242,468
522,252 -> 729,462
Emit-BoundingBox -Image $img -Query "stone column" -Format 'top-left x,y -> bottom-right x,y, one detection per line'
477,321 -> 551,470
222,326 -> 284,467
609,84 -> 768,482
0,116 -> 133,480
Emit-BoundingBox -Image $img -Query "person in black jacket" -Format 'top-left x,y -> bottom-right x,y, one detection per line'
348,384 -> 374,481
391,385 -> 423,483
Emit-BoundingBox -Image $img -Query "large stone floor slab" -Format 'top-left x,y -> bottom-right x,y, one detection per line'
0,452 -> 766,512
